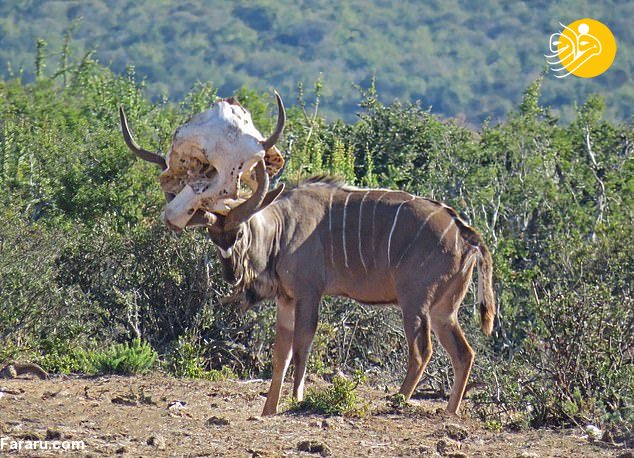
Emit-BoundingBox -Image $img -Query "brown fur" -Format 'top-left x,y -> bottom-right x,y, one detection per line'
205,179 -> 496,416
0,362 -> 48,379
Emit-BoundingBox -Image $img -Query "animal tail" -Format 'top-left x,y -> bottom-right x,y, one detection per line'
442,204 -> 496,335
476,242 -> 496,336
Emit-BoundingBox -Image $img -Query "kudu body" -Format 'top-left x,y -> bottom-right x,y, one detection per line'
208,177 -> 495,415
119,96 -> 495,416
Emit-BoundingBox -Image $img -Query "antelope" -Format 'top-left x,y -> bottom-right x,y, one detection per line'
120,99 -> 496,416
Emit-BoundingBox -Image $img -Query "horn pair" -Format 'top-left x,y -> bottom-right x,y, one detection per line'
119,92 -> 285,227
118,91 -> 285,169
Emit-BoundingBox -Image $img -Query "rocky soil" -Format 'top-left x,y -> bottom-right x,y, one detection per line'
0,375 -> 629,457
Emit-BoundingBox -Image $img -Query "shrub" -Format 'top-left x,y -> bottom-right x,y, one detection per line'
165,333 -> 237,380
291,371 -> 367,416
88,338 -> 157,375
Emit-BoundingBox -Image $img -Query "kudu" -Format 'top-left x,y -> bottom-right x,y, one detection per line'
120,99 -> 496,416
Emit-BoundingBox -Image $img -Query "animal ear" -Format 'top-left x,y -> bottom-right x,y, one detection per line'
264,146 -> 285,177
260,184 -> 285,210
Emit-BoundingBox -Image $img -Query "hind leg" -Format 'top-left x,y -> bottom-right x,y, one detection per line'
430,301 -> 474,414
398,308 -> 433,400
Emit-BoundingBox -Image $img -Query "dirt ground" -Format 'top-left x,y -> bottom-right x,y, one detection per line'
0,374 -> 628,457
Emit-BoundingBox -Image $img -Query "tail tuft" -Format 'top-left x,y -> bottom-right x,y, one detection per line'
477,243 -> 496,336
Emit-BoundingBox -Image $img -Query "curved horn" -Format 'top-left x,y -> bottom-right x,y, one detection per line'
119,106 -> 167,170
185,209 -> 217,227
225,160 -> 269,229
260,91 -> 285,151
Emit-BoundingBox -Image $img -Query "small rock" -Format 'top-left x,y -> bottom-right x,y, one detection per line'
436,439 -> 460,456
321,419 -> 330,429
616,452 -> 633,458
45,428 -> 62,440
585,424 -> 602,442
444,423 -> 468,441
246,416 -> 262,422
248,449 -> 279,457
18,431 -> 43,441
447,453 -> 468,458
147,435 -> 166,450
111,396 -> 137,407
515,452 -> 538,458
206,416 -> 230,426
411,445 -> 434,455
115,445 -> 127,454
297,440 -> 332,456
167,400 -> 187,410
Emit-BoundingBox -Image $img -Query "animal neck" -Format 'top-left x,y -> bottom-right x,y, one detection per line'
225,205 -> 281,294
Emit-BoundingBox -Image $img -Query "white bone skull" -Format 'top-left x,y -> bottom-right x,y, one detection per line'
120,95 -> 285,229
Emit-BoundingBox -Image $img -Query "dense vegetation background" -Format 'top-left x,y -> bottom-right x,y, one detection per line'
0,39 -> 632,440
0,0 -> 632,123
1,0 -> 634,440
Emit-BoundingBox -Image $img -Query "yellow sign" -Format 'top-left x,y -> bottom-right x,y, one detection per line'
546,18 -> 617,78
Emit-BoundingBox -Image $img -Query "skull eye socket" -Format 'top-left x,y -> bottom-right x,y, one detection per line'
204,164 -> 217,179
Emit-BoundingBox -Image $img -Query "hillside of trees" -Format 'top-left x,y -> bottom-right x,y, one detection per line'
0,42 -> 632,441
0,0 -> 632,124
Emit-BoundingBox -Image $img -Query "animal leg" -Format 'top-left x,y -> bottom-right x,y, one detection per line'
398,310 -> 433,400
291,295 -> 320,402
262,298 -> 295,415
430,307 -> 474,415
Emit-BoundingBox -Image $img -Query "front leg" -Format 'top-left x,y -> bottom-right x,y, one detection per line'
262,297 -> 295,416
291,293 -> 321,402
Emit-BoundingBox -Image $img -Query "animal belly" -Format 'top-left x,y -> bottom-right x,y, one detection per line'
325,272 -> 397,305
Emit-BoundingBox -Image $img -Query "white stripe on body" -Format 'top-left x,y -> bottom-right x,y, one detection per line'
455,227 -> 460,252
371,191 -> 390,267
395,207 -> 443,268
441,202 -> 471,227
387,196 -> 416,267
358,191 -> 371,273
328,189 -> 335,266
342,193 -> 352,268
420,218 -> 455,268
439,218 -> 455,242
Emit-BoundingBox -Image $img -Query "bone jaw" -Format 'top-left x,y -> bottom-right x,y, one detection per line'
161,185 -> 198,229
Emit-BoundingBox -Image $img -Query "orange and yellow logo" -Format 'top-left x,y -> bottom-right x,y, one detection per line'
546,18 -> 617,78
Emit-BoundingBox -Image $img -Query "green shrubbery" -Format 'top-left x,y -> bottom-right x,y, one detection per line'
165,333 -> 237,380
291,371 -> 368,417
0,43 -> 631,440
87,338 -> 157,375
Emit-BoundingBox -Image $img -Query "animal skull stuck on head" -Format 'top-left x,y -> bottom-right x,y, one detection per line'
119,92 -> 285,229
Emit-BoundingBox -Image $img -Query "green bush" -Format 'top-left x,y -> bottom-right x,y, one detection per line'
165,333 -> 236,380
88,338 -> 158,375
291,371 -> 367,417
